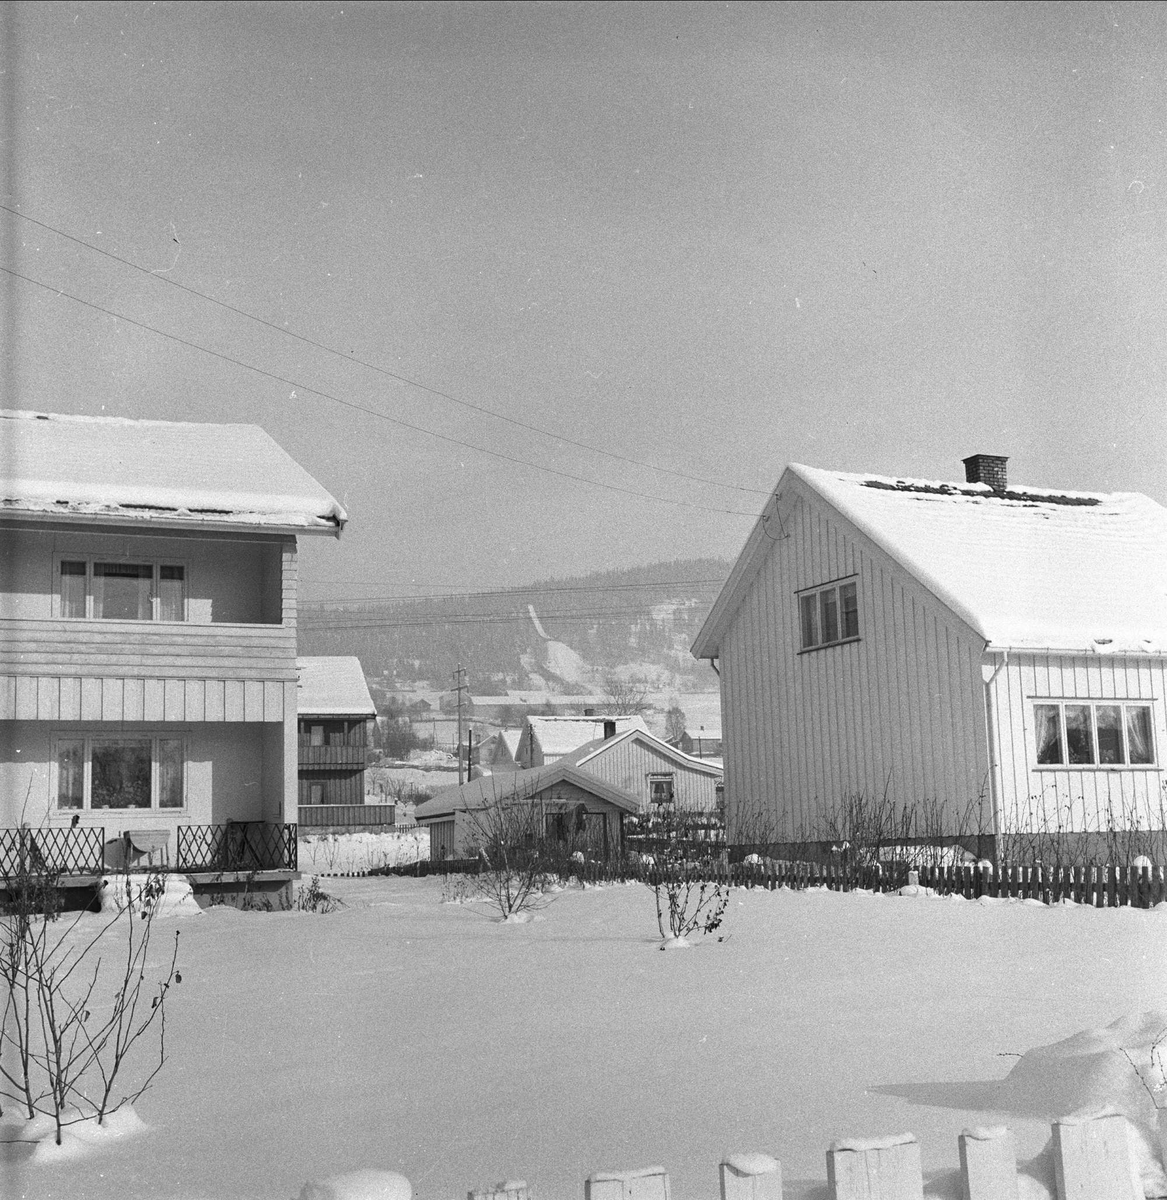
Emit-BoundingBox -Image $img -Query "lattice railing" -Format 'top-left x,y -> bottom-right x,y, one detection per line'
0,826 -> 106,876
175,822 -> 297,872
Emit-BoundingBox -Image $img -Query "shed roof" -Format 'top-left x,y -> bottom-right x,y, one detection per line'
297,657 -> 376,716
1,409 -> 345,533
414,761 -> 642,820
693,462 -> 1167,657
525,714 -> 649,757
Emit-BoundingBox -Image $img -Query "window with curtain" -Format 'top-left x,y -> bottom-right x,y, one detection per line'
798,578 -> 860,651
57,558 -> 185,620
54,735 -> 187,810
1033,701 -> 1155,767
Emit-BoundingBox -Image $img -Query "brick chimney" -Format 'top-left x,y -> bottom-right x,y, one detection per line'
603,719 -> 616,740
962,453 -> 1008,492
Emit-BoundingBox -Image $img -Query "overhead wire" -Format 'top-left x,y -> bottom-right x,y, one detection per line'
1,263 -> 758,518
2,204 -> 772,498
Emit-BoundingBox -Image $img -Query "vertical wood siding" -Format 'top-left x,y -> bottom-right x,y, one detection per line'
577,738 -> 721,811
990,653 -> 1167,833
719,489 -> 990,842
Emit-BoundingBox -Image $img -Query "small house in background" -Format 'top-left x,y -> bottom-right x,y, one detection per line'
0,409 -> 345,903
296,656 -> 376,806
414,761 -> 640,861
559,727 -> 723,814
669,724 -> 723,760
693,454 -> 1167,859
515,714 -> 649,768
474,728 -> 521,774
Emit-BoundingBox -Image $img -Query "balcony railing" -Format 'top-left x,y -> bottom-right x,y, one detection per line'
298,803 -> 396,828
297,745 -> 368,768
0,826 -> 106,876
176,822 -> 297,872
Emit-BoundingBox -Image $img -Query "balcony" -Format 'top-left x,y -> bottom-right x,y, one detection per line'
298,745 -> 367,769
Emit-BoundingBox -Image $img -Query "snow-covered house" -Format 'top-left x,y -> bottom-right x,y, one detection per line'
0,409 -> 344,899
297,656 -> 376,807
474,727 -> 522,774
414,761 -> 639,861
556,726 -> 723,813
692,454 -> 1167,855
515,714 -> 649,768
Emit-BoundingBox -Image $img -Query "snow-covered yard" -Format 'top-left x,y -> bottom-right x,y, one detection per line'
3,877 -> 1166,1200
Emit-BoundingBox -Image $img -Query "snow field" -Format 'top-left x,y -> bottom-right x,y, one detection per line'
297,829 -> 430,876
2,877 -> 1164,1200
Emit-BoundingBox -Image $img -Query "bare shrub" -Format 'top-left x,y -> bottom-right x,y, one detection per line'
462,777 -> 554,920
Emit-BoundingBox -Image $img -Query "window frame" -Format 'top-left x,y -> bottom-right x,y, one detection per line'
1031,700 -> 1157,770
647,772 -> 676,806
797,577 -> 861,653
50,733 -> 190,813
53,553 -> 188,622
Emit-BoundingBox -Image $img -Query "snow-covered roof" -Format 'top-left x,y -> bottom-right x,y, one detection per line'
297,657 -> 376,716
526,714 -> 649,757
414,761 -> 642,820
559,727 -> 723,777
1,409 -> 345,533
694,462 -> 1167,657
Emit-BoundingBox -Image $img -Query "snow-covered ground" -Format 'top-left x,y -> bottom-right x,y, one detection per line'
2,879 -> 1166,1200
298,829 -> 429,875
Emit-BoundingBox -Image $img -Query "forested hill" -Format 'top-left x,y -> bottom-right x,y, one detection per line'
297,558 -> 732,692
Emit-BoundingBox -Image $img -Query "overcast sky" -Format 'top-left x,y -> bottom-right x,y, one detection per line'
4,2 -> 1167,602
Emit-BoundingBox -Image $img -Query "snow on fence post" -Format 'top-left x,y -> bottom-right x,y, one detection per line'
1051,1108 -> 1142,1200
584,1166 -> 670,1200
469,1181 -> 530,1200
825,1133 -> 923,1200
719,1152 -> 783,1200
958,1125 -> 1018,1200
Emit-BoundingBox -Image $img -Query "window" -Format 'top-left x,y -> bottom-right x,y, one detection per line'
57,558 -> 186,621
54,735 -> 186,810
308,782 -> 324,805
799,579 -> 859,650
309,724 -> 325,747
1033,702 -> 1155,767
648,773 -> 675,805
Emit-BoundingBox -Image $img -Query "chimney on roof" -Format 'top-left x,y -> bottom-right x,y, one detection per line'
962,453 -> 1008,493
583,708 -> 595,716
603,719 -> 616,740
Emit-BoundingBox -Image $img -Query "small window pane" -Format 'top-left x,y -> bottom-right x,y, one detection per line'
60,561 -> 87,618
1065,705 -> 1095,765
57,739 -> 85,809
820,588 -> 839,644
158,739 -> 184,808
157,565 -> 185,621
309,782 -> 324,805
1096,706 -> 1123,764
649,775 -> 674,805
1034,705 -> 1063,765
840,583 -> 859,639
91,740 -> 152,809
1127,706 -> 1154,764
93,563 -> 152,620
799,594 -> 818,649
310,725 -> 324,747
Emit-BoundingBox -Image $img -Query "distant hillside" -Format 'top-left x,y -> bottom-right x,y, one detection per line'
298,558 -> 731,693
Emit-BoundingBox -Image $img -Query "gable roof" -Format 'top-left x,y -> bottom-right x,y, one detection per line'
297,657 -> 376,716
694,462 -> 1167,658
558,727 -> 724,777
413,760 -> 642,820
1,409 -> 345,534
524,714 -> 649,757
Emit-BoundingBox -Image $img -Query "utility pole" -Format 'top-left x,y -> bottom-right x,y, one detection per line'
453,664 -> 468,784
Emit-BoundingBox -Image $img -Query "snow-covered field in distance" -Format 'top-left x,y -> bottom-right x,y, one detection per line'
3,877 -> 1165,1200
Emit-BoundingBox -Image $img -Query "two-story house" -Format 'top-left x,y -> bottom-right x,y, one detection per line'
296,655 -> 376,806
0,409 -> 345,903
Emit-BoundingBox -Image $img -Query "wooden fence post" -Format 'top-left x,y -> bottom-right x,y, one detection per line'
585,1167 -> 670,1200
958,1125 -> 1018,1200
719,1152 -> 783,1200
1052,1110 -> 1142,1200
826,1133 -> 923,1200
469,1183 -> 530,1200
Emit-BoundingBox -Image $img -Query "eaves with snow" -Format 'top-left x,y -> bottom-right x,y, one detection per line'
297,656 -> 376,717
693,462 -> 1167,658
0,409 -> 346,535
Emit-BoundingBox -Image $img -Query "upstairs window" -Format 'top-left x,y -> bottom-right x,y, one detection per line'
648,773 -> 675,806
799,579 -> 859,651
1034,701 -> 1155,767
57,558 -> 186,621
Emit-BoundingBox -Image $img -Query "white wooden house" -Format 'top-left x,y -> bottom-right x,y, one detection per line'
515,714 -> 649,768
0,409 -> 344,900
692,454 -> 1167,854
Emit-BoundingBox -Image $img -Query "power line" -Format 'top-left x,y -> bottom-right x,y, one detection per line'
1,263 -> 758,519
300,606 -> 714,631
301,576 -> 729,607
2,204 -> 772,498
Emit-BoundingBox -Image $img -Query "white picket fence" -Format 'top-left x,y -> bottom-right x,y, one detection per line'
464,1108 -> 1162,1200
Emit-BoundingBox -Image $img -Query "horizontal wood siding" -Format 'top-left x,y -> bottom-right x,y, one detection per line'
720,489 -> 990,844
0,618 -> 296,679
991,653 -> 1167,833
579,739 -> 720,811
0,674 -> 292,722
